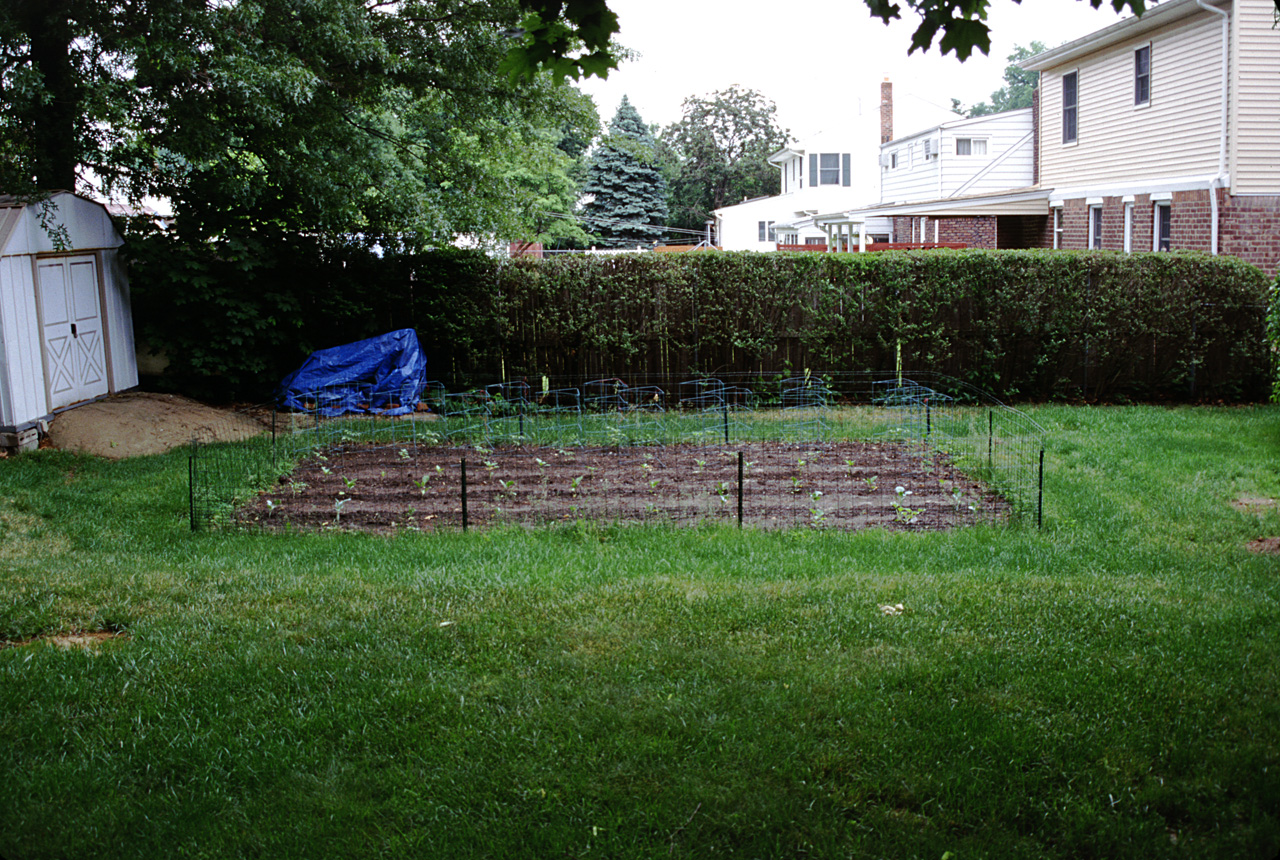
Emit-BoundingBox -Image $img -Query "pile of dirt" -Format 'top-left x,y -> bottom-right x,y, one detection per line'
45,391 -> 265,459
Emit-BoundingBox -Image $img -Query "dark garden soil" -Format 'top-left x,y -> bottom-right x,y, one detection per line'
238,440 -> 1010,533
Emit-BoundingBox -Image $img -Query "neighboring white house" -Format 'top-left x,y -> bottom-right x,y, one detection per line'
0,192 -> 138,450
713,82 -> 958,251
714,128 -> 879,251
813,107 -> 1039,248
878,109 -> 1035,206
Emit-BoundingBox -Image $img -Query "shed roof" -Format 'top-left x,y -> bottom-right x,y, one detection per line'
0,192 -> 124,257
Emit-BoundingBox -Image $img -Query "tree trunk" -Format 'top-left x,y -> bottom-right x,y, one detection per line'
21,0 -> 79,191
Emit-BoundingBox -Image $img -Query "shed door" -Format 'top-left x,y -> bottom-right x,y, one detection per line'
38,255 -> 108,411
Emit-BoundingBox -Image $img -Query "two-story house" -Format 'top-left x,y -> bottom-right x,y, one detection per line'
1024,0 -> 1280,273
784,81 -> 1048,252
712,129 -> 878,251
713,82 -> 958,251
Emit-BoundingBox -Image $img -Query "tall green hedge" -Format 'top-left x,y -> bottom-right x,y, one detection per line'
125,231 -> 1271,402
1270,273 -> 1280,403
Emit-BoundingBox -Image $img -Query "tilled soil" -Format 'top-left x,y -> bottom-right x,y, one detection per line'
238,440 -> 1009,533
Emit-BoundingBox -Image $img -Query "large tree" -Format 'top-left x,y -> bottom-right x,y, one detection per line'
0,0 -> 598,245
659,86 -> 790,234
579,96 -> 668,248
963,43 -> 1046,116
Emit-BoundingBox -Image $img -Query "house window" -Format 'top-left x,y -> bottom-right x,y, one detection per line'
808,153 -> 852,187
1135,45 -> 1151,106
1063,71 -> 1078,144
758,221 -> 776,242
1089,205 -> 1103,249
1053,208 -> 1063,249
804,237 -> 825,246
1154,203 -> 1171,251
955,138 -> 988,156
890,151 -> 899,169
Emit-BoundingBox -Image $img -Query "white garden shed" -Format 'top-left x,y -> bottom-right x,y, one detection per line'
0,192 -> 138,450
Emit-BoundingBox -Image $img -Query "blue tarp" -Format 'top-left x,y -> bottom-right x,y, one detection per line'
277,329 -> 428,416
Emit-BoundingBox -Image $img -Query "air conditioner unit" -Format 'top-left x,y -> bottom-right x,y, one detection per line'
924,138 -> 936,159
878,152 -> 892,168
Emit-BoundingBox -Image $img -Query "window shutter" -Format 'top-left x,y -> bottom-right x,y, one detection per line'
809,154 -> 818,188
842,153 -> 851,186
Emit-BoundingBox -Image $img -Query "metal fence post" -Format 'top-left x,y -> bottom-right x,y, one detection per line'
1038,448 -> 1045,529
737,451 -> 744,528
461,457 -> 468,532
988,410 -> 994,469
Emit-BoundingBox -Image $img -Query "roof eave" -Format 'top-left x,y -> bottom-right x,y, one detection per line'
1020,0 -> 1225,71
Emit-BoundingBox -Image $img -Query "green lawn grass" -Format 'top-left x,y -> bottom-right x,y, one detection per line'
1,405 -> 1278,859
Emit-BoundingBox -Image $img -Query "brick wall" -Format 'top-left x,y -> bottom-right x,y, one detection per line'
1221,193 -> 1280,277
890,216 -> 996,248
996,215 -> 1049,249
1048,188 -> 1280,275
1171,189 -> 1213,254
885,188 -> 1280,275
1060,198 -> 1089,248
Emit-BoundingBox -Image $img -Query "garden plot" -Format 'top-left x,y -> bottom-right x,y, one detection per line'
238,440 -> 1008,532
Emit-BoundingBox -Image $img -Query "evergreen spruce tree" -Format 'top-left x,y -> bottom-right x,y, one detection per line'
580,96 -> 669,248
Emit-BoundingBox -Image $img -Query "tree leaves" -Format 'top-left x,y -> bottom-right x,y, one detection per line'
658,86 -> 789,233
1,0 -> 599,247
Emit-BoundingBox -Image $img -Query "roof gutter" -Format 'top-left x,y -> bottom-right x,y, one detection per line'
1195,0 -> 1229,256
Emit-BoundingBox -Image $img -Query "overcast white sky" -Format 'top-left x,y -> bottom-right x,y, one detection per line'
579,0 -> 1134,143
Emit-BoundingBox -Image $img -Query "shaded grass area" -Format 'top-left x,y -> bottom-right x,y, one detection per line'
1,405 -> 1278,858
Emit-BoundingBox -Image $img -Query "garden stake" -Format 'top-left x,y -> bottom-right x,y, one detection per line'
737,451 -> 744,528
723,405 -> 730,445
988,410 -> 994,469
460,457 -> 468,532
188,441 -> 197,532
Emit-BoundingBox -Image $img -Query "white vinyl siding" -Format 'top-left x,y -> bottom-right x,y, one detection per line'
0,254 -> 43,427
1231,0 -> 1280,194
103,250 -> 138,392
1038,12 -> 1225,188
879,110 -> 1034,205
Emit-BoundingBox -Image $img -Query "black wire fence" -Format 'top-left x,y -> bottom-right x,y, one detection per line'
189,372 -> 1045,533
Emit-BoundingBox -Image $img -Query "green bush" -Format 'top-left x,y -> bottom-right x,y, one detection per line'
1270,273 -> 1280,403
124,233 -> 1271,402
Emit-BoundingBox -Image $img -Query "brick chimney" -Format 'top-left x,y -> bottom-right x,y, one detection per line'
880,78 -> 893,144
1031,85 -> 1040,186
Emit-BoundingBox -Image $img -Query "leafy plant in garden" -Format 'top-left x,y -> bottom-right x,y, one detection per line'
891,486 -> 924,524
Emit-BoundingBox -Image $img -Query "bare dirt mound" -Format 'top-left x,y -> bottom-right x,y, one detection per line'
46,391 -> 265,459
